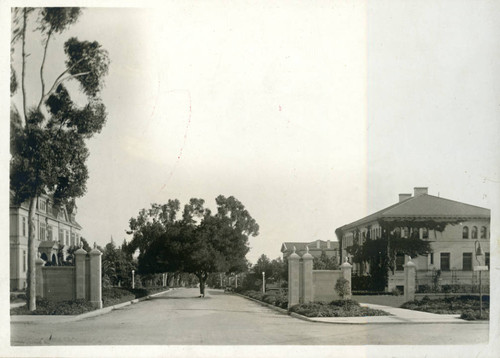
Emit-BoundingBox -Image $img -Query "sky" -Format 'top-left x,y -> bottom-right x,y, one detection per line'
5,0 -> 500,266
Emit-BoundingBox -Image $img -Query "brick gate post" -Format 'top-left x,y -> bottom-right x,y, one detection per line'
287,247 -> 300,309
404,257 -> 416,302
74,246 -> 87,300
89,243 -> 103,309
340,258 -> 353,299
301,247 -> 314,303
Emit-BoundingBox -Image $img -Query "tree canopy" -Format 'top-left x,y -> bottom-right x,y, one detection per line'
126,196 -> 259,296
10,7 -> 110,310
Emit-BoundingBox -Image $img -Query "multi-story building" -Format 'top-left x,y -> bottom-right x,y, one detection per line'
335,187 -> 490,292
10,192 -> 82,290
281,239 -> 340,263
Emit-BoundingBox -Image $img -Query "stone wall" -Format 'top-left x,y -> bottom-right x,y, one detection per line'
287,247 -> 352,308
35,245 -> 102,308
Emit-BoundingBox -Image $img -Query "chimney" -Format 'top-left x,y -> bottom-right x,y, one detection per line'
414,187 -> 428,196
327,240 -> 331,249
399,193 -> 412,202
316,240 -> 321,249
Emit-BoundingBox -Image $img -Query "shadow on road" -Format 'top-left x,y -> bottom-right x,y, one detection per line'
150,296 -> 213,300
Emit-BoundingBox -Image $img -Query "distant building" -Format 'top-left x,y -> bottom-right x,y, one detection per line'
335,187 -> 490,291
10,192 -> 82,290
281,239 -> 340,263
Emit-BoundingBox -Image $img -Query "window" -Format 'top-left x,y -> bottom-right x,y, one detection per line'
480,226 -> 487,239
403,227 -> 409,238
485,253 -> 490,270
422,227 -> 429,239
394,227 -> 401,238
462,226 -> 469,239
23,250 -> 26,272
471,226 -> 478,239
65,231 -> 69,246
71,233 -> 75,246
47,225 -> 53,240
22,217 -> 26,237
39,200 -> 46,212
462,253 -> 472,271
430,252 -> 434,265
440,253 -> 450,271
411,228 -> 420,239
396,254 -> 405,271
59,229 -> 63,243
39,223 -> 46,241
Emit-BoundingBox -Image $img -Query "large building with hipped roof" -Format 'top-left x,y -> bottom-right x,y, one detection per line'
335,187 -> 490,292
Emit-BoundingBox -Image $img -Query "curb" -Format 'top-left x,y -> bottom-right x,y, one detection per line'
11,288 -> 176,323
231,292 -> 289,315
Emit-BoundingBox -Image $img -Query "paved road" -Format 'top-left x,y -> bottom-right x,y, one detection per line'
11,288 -> 488,345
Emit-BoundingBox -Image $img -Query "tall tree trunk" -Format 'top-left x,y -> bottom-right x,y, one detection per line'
27,197 -> 37,311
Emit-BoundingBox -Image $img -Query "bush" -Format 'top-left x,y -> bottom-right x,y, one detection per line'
11,298 -> 95,315
335,278 -> 350,299
401,295 -> 489,319
290,300 -> 388,318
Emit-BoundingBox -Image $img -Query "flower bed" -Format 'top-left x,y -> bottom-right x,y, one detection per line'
11,286 -> 170,315
237,290 -> 288,309
289,300 -> 389,318
400,295 -> 489,320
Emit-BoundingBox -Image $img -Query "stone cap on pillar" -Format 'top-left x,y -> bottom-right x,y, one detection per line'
35,252 -> 45,265
89,242 -> 102,256
340,257 -> 352,268
302,246 -> 313,260
404,257 -> 416,268
288,246 -> 300,261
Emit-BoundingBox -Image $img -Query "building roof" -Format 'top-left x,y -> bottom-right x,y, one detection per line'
338,194 -> 490,232
281,240 -> 339,253
10,191 -> 82,229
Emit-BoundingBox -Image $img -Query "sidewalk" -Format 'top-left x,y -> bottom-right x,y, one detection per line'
294,303 -> 480,325
11,288 -> 175,324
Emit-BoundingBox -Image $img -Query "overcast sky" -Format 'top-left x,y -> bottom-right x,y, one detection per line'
6,0 -> 499,265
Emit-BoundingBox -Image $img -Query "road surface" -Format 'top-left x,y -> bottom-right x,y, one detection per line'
11,288 -> 489,345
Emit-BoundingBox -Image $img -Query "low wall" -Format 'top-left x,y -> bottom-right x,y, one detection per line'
43,267 -> 75,301
312,270 -> 342,302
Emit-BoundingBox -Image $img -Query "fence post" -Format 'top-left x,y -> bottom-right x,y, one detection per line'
35,253 -> 45,299
301,247 -> 314,303
89,243 -> 103,309
74,247 -> 87,300
287,247 -> 300,308
340,258 -> 353,299
404,257 -> 416,301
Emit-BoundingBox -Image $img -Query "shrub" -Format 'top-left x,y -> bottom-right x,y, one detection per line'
335,278 -> 350,299
290,300 -> 388,318
11,298 -> 95,315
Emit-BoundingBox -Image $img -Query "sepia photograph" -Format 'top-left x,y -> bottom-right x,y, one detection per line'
2,1 -> 499,357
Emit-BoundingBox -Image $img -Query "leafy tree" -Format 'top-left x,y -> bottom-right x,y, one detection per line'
313,251 -> 339,270
127,196 -> 259,297
10,8 -> 109,310
335,277 -> 351,299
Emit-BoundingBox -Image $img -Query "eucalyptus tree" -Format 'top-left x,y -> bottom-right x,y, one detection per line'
10,8 -> 110,310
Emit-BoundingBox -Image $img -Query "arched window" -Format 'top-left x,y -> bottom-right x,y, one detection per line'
403,227 -> 409,238
471,226 -> 478,239
422,227 -> 429,239
480,226 -> 487,239
462,226 -> 469,239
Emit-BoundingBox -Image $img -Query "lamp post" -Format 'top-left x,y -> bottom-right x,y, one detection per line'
262,271 -> 266,293
474,241 -> 484,318
132,270 -> 135,289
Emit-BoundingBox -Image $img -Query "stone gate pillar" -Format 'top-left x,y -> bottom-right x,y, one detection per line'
301,247 -> 314,304
74,247 -> 87,300
340,258 -> 353,299
404,257 -> 416,302
35,254 -> 45,298
287,247 -> 300,308
89,244 -> 103,309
